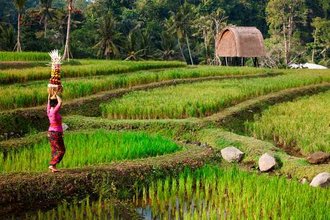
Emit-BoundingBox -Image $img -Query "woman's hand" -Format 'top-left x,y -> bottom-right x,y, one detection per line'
56,95 -> 63,106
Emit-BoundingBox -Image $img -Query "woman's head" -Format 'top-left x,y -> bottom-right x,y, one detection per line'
50,98 -> 58,107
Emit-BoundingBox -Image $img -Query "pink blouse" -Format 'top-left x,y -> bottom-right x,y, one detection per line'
47,101 -> 63,132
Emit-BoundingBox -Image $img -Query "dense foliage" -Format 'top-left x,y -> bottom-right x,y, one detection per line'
0,0 -> 329,66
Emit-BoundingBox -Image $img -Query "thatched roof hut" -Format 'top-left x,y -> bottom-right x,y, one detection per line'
215,26 -> 265,66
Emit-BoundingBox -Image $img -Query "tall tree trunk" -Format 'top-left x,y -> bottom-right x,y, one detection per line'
63,0 -> 73,60
177,38 -> 186,63
203,28 -> 209,64
185,34 -> 194,65
44,16 -> 48,38
312,33 -> 317,63
287,16 -> 293,64
14,13 -> 22,52
283,23 -> 289,65
213,19 -> 221,65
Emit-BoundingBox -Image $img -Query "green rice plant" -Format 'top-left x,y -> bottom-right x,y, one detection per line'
0,130 -> 181,173
0,60 -> 185,84
23,198 -> 127,220
101,71 -> 330,119
245,90 -> 330,154
0,61 -> 49,70
0,52 -> 49,61
26,166 -> 330,220
0,66 -> 275,111
134,165 -> 330,219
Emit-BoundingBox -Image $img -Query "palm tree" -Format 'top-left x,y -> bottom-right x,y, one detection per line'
0,24 -> 15,50
39,0 -> 53,38
209,8 -> 227,64
168,2 -> 196,65
63,0 -> 73,60
94,13 -> 121,59
157,31 -> 177,60
194,15 -> 213,64
13,0 -> 26,52
125,22 -> 146,61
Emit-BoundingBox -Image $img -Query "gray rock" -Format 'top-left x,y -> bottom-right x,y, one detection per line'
307,151 -> 330,164
258,153 -> 276,172
300,178 -> 308,184
221,146 -> 244,163
310,172 -> 330,188
62,123 -> 69,131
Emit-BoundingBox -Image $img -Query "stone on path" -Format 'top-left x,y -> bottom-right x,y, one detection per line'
310,172 -> 330,188
307,151 -> 330,164
220,146 -> 244,163
258,153 -> 276,172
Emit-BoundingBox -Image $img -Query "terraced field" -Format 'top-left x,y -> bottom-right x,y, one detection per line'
0,56 -> 329,219
246,90 -> 330,155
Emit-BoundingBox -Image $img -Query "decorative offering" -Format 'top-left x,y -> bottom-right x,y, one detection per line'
48,50 -> 63,96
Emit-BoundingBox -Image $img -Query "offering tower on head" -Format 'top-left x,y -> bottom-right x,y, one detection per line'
48,50 -> 63,97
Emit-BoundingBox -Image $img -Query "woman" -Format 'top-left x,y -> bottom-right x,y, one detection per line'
47,93 -> 65,172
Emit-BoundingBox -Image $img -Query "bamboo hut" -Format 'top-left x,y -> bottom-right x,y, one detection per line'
215,26 -> 266,67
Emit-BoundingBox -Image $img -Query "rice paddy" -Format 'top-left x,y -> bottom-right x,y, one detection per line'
100,72 -> 330,119
0,66 -> 274,111
0,130 -> 181,173
0,52 -> 49,61
0,60 -> 185,84
0,57 -> 329,218
246,90 -> 330,154
22,165 -> 330,219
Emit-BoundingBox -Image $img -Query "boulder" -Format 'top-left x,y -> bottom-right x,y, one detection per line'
221,146 -> 244,163
258,153 -> 276,172
307,151 -> 330,164
300,178 -> 308,184
310,172 -> 330,188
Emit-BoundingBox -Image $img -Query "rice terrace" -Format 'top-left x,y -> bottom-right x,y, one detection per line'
0,0 -> 329,219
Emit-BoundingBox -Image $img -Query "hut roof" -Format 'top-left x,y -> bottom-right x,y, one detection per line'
216,26 -> 266,58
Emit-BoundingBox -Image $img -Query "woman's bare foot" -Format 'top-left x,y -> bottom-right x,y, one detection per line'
48,165 -> 60,173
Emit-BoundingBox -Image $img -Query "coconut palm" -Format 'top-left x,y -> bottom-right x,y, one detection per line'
13,0 -> 26,52
94,13 -> 121,59
157,31 -> 177,60
0,24 -> 15,50
63,0 -> 73,60
168,2 -> 196,65
39,0 -> 53,38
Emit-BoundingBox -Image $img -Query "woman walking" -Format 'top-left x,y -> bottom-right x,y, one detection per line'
47,93 -> 65,172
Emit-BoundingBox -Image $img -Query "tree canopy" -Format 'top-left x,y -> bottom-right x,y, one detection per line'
0,0 -> 329,66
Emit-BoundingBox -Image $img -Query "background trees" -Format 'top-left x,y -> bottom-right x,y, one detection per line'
0,0 -> 328,66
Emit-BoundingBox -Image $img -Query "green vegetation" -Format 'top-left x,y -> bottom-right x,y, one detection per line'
24,165 -> 330,219
0,66 -> 273,111
0,52 -> 49,61
0,130 -> 181,173
0,60 -> 185,84
24,198 -> 124,220
1,1 -> 328,67
137,165 -> 330,219
101,72 -> 330,119
246,90 -> 330,154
